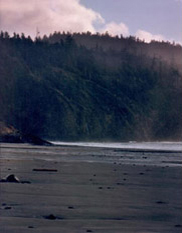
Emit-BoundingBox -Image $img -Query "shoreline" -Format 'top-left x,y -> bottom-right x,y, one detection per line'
1,141 -> 182,152
0,142 -> 182,167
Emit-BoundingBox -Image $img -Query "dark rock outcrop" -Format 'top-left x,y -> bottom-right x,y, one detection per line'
0,133 -> 53,146
22,134 -> 52,146
0,122 -> 52,145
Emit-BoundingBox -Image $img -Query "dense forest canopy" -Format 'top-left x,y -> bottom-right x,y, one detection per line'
0,31 -> 182,141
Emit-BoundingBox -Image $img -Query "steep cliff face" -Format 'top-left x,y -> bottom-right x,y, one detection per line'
0,33 -> 182,141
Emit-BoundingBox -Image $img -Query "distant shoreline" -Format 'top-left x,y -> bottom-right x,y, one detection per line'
51,141 -> 182,153
0,142 -> 182,167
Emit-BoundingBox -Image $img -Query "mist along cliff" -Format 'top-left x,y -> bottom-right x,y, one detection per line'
0,31 -> 182,141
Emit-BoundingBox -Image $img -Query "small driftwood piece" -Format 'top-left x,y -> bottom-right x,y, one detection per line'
32,168 -> 58,172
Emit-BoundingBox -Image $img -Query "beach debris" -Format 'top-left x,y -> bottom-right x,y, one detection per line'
156,201 -> 168,204
33,168 -> 58,172
44,214 -> 64,220
68,206 -> 74,209
113,217 -> 125,220
0,174 -> 20,183
0,174 -> 31,184
45,214 -> 57,220
21,180 -> 31,184
4,206 -> 12,210
28,226 -> 34,229
6,174 -> 19,183
174,224 -> 182,228
116,182 -> 124,186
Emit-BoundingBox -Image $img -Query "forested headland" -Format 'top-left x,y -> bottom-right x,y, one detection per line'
0,31 -> 182,141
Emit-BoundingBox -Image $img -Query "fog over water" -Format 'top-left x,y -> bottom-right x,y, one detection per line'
52,141 -> 182,152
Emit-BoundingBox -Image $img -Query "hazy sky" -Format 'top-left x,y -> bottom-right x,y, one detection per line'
0,0 -> 181,43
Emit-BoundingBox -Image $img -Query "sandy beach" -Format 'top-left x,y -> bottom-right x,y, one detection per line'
0,143 -> 182,233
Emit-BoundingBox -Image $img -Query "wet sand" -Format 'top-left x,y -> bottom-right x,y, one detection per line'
0,143 -> 182,233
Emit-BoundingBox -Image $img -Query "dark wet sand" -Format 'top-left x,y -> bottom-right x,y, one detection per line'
0,144 -> 182,233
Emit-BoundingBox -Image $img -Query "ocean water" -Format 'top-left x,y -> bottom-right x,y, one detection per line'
52,141 -> 182,152
1,141 -> 181,167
